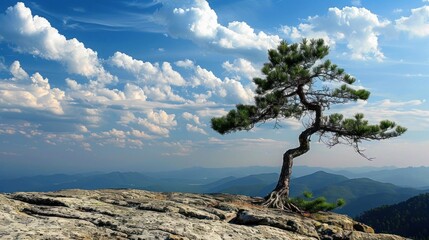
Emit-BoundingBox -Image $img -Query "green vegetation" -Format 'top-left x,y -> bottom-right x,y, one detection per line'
203,171 -> 423,216
312,178 -> 421,217
289,191 -> 345,213
356,193 -> 429,240
211,38 -> 406,210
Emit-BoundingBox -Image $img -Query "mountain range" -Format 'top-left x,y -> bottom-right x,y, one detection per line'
1,165 -> 428,217
204,171 -> 424,217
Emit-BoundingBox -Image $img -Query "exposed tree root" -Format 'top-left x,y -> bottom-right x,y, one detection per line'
262,190 -> 302,214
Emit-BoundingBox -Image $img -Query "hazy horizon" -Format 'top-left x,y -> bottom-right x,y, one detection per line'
0,164 -> 418,180
1,1 -> 428,179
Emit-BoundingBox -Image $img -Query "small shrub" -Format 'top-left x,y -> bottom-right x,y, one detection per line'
289,191 -> 345,213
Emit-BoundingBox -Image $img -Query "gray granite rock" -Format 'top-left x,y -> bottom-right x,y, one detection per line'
0,189 -> 406,240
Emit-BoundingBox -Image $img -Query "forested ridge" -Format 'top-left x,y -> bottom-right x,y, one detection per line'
356,193 -> 429,240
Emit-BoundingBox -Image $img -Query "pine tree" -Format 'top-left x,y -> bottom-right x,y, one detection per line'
211,39 -> 406,211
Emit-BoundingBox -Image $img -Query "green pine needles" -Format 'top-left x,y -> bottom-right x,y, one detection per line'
211,38 -> 406,210
289,192 -> 345,213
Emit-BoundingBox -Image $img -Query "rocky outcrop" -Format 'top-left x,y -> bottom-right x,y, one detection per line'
0,189 -> 406,240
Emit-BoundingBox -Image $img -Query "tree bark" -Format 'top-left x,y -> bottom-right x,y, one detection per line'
262,84 -> 321,211
274,151 -> 294,198
262,128 -> 314,211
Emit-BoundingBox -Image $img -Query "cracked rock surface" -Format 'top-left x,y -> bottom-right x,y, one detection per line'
0,189 -> 405,240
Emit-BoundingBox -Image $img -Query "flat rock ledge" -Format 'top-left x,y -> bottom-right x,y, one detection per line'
0,189 -> 406,240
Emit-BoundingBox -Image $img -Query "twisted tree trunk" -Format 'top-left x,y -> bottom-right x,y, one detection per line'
263,84 -> 322,211
262,128 -> 314,211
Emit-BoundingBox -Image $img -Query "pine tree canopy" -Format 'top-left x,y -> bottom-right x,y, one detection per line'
211,39 -> 406,158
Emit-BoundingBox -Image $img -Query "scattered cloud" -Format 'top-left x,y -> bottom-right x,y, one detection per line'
0,122 -> 41,138
81,142 -> 92,151
138,119 -> 170,137
118,111 -> 137,126
124,84 -> 147,101
222,58 -> 261,81
161,141 -> 193,156
83,108 -> 102,126
184,63 -> 255,104
395,6 -> 429,37
186,123 -> 207,135
404,73 -> 429,78
182,112 -> 204,126
147,109 -> 177,128
130,129 -> 156,140
76,124 -> 89,133
283,118 -> 303,131
208,137 -> 287,146
110,51 -> 185,86
0,127 -> 16,135
222,77 -> 254,103
155,0 -> 281,53
143,85 -> 186,102
193,91 -> 213,104
378,99 -> 425,108
175,59 -> 195,69
0,1 -> 428,170
0,61 -> 65,114
9,61 -> 29,80
282,6 -> 389,61
196,108 -> 228,118
192,65 -> 222,88
91,129 -> 146,149
0,2 -> 116,84
115,109 -> 177,138
331,99 -> 429,131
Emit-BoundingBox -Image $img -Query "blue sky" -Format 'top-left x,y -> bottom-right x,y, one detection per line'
0,0 -> 429,178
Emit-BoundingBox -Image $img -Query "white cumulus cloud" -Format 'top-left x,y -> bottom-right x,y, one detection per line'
117,109 -> 177,137
147,109 -> 177,128
124,84 -> 147,101
9,61 -> 29,81
182,112 -> 204,126
143,85 -> 186,102
396,6 -> 429,37
0,2 -> 115,84
110,51 -> 185,86
186,123 -> 207,135
155,0 -> 281,52
223,78 -> 254,104
0,61 -> 65,114
222,58 -> 260,81
186,64 -> 255,104
175,59 -> 195,69
282,6 -> 389,61
137,118 -> 170,137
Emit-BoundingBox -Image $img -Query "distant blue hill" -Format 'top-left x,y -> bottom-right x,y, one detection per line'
206,173 -> 278,196
350,166 -> 429,188
203,171 -> 426,217
290,171 -> 349,195
143,166 -> 280,180
1,166 -> 428,217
